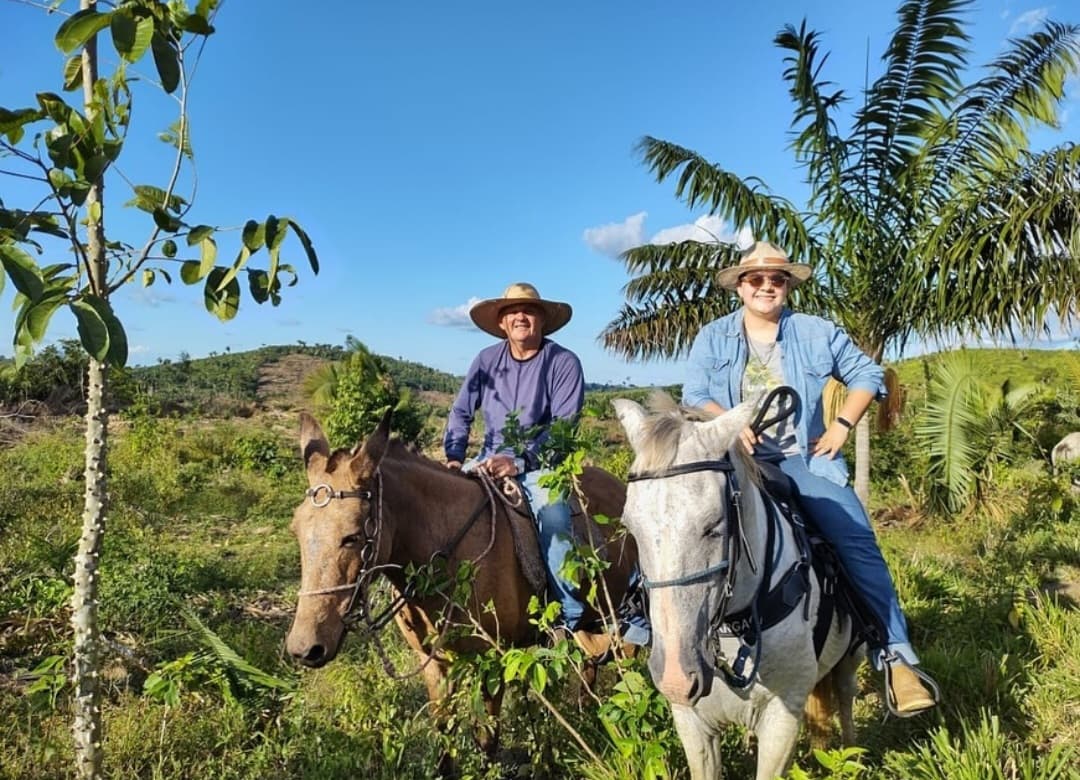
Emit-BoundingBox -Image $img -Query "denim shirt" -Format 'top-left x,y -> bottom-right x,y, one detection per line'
682,308 -> 885,486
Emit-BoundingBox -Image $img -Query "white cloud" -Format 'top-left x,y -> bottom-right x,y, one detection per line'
1009,8 -> 1048,34
582,211 -> 647,257
650,216 -> 753,249
584,212 -> 758,258
129,344 -> 151,355
429,297 -> 483,329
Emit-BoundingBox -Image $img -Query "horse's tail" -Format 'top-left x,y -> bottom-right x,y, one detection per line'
804,671 -> 837,750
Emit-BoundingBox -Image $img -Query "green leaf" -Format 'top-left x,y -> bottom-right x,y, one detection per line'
186,224 -> 214,245
180,14 -> 214,36
110,9 -> 154,63
55,8 -> 114,54
179,260 -> 203,284
265,215 -> 289,250
198,237 -> 217,278
241,220 -> 265,252
248,269 -> 269,303
287,221 -> 319,274
127,184 -> 187,214
215,246 -> 250,291
150,30 -> 180,93
161,239 -> 178,258
74,294 -> 127,366
0,243 -> 45,301
15,295 -> 64,345
142,269 -> 155,287
70,298 -> 109,361
62,55 -> 83,91
204,267 -> 240,321
152,207 -> 182,232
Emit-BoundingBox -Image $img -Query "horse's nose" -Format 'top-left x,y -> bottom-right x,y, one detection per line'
685,671 -> 702,705
293,644 -> 327,667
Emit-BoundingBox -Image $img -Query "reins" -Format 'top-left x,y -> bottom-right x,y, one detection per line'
295,463 -> 507,679
624,386 -> 803,688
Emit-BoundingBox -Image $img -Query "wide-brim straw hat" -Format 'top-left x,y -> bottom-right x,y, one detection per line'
716,241 -> 812,291
469,282 -> 573,338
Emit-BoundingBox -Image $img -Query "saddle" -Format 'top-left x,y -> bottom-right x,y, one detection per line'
718,459 -> 886,660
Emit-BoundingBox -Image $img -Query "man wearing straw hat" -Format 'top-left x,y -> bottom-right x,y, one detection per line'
444,282 -> 649,646
683,242 -> 940,717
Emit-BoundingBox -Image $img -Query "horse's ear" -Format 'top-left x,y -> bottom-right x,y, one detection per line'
612,398 -> 647,452
350,406 -> 393,483
700,398 -> 757,455
300,412 -> 330,472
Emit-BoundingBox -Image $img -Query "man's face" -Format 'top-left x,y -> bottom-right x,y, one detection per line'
498,303 -> 545,345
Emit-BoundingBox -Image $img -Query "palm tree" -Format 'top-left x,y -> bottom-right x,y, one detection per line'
602,0 -> 1080,504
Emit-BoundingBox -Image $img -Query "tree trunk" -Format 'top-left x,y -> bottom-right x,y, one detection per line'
72,6 -> 108,776
854,416 -> 871,510
72,359 -> 108,780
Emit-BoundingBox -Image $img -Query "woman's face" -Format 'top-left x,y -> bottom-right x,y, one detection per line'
737,271 -> 790,319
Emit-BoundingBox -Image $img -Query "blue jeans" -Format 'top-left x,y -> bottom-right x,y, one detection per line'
777,455 -> 918,666
519,469 -> 586,629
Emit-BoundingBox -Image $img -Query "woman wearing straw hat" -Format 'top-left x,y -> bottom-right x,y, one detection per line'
683,241 -> 940,717
444,283 -> 650,645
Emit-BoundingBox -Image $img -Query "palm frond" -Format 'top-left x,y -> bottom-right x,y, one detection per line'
775,21 -> 850,192
854,0 -> 971,223
600,296 -> 734,361
935,21 -> 1080,183
634,137 -> 818,261
916,351 -> 985,514
916,144 -> 1080,340
180,606 -> 296,693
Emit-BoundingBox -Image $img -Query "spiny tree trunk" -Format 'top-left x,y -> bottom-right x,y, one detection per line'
72,5 -> 108,775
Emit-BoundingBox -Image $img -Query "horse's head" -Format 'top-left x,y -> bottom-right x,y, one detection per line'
613,394 -> 757,706
285,409 -> 392,667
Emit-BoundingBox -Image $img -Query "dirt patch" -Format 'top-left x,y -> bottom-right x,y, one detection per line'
256,353 -> 329,411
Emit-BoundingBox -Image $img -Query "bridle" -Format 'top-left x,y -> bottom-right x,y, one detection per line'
293,465 -> 508,677
624,386 -> 799,687
295,472 -> 410,631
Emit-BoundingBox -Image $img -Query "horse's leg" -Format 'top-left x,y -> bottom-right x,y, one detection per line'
751,698 -> 802,780
394,605 -> 456,776
803,672 -> 836,751
671,705 -> 724,780
478,682 -> 504,758
834,653 -> 860,746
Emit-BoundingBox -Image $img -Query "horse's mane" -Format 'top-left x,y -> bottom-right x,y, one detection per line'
632,391 -> 711,471
324,437 -> 469,478
633,391 -> 759,482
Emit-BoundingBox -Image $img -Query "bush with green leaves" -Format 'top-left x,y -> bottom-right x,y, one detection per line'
311,341 -> 430,448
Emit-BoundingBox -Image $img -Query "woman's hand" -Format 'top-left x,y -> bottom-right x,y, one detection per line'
811,422 -> 851,459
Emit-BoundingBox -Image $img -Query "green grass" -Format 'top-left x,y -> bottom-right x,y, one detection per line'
1,347 -> 1078,779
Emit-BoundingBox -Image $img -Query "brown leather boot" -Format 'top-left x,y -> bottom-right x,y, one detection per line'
888,663 -> 938,715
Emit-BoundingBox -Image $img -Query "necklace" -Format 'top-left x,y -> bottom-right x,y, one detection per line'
746,334 -> 777,365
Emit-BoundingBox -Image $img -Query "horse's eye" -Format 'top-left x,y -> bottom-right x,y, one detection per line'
703,521 -> 725,539
341,534 -> 362,549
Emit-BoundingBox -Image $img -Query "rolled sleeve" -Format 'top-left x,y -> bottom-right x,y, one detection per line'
830,326 -> 885,399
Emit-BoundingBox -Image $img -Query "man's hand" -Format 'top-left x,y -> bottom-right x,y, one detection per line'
480,454 -> 519,479
446,460 -> 462,470
811,422 -> 851,459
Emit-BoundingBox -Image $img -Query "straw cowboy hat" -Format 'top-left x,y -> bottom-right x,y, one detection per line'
469,282 -> 573,338
717,241 -> 812,291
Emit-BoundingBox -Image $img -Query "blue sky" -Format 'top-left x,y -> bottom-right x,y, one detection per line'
1,0 -> 1076,386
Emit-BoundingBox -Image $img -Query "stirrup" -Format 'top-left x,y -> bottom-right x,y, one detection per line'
882,652 -> 941,718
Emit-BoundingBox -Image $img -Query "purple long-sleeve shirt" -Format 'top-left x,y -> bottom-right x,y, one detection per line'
443,338 -> 584,470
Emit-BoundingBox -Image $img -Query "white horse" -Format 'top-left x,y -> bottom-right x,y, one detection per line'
613,394 -> 859,780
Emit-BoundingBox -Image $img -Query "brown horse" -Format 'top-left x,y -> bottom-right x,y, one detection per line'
285,410 -> 640,766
